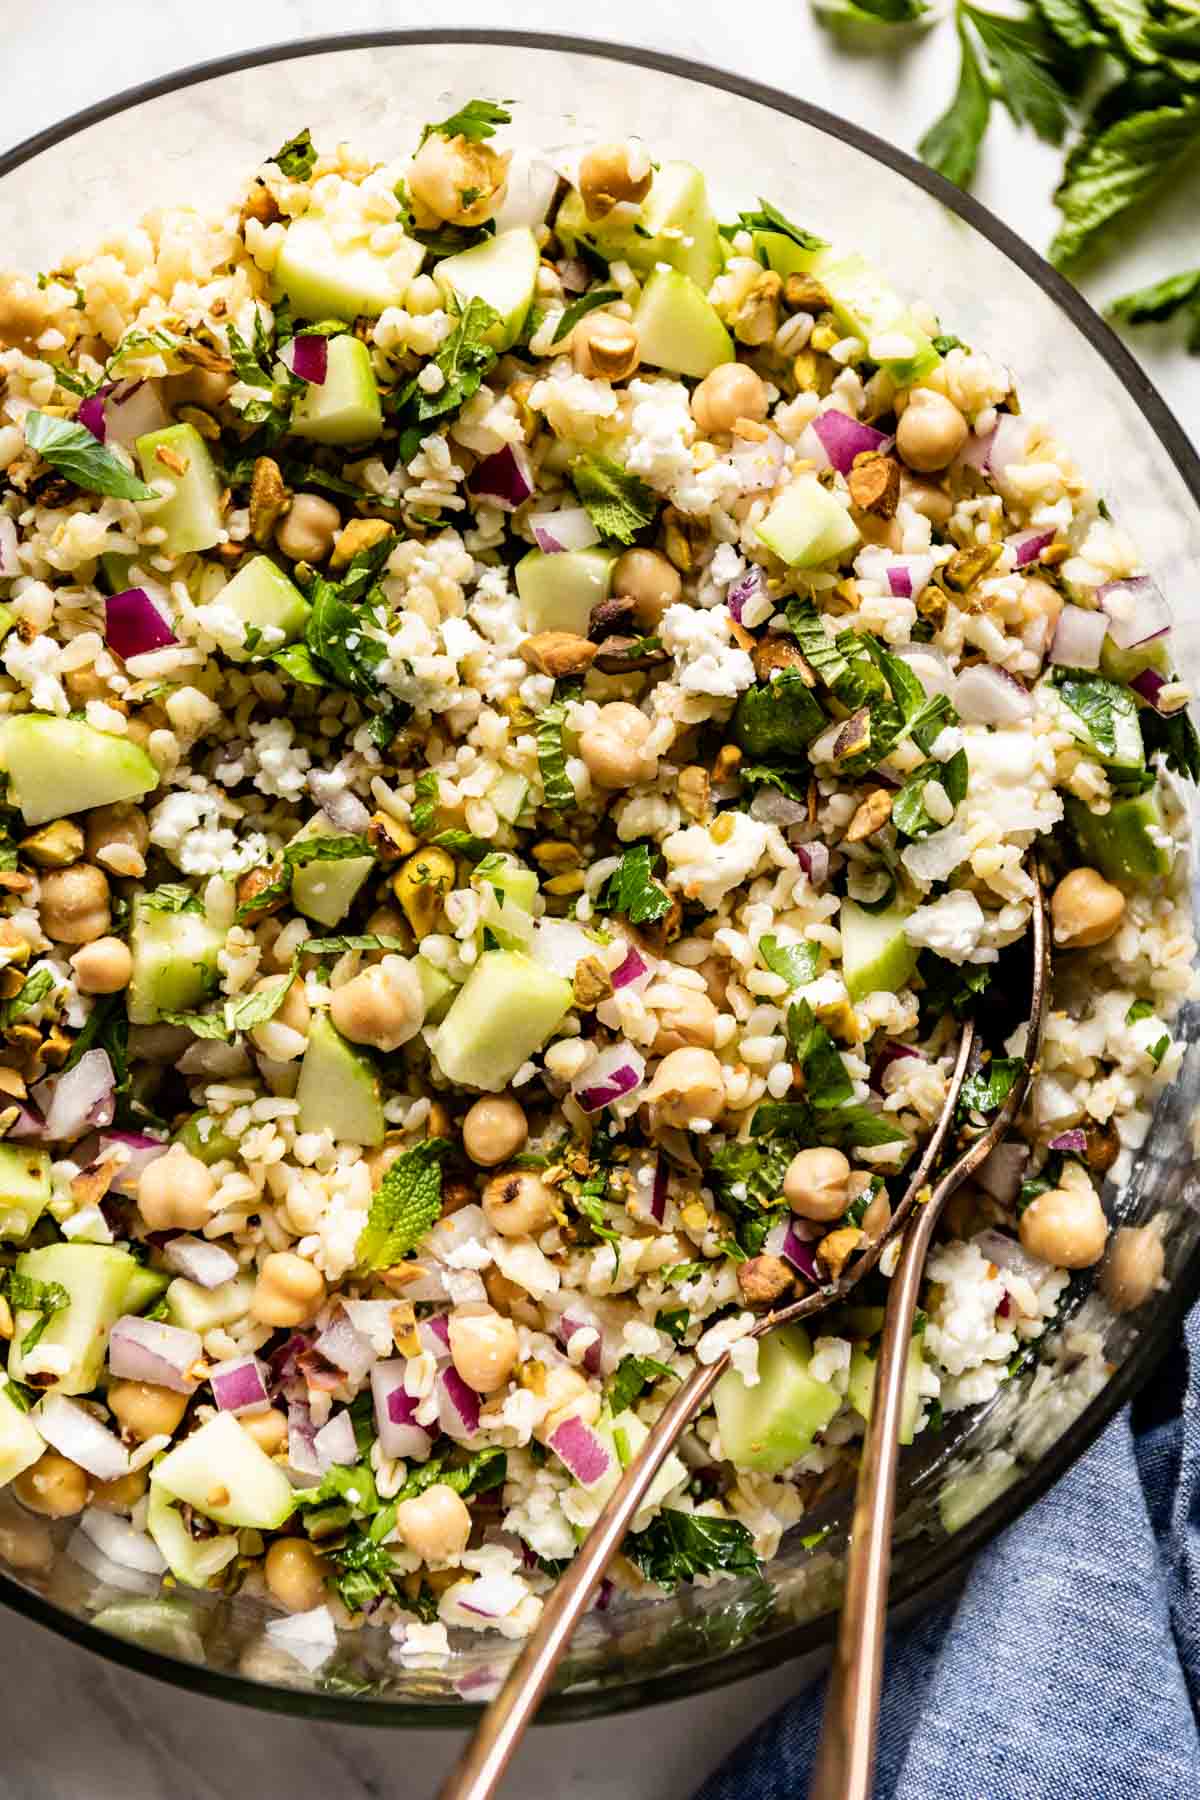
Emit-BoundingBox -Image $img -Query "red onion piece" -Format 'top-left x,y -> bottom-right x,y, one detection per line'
558,258 -> 591,294
6,1102 -> 45,1140
38,1394 -> 129,1482
0,514 -> 19,577
1049,1128 -> 1088,1154
161,1234 -> 238,1289
468,443 -> 534,512
268,1331 -> 311,1390
78,391 -> 108,443
372,1359 -> 434,1460
313,1408 -> 358,1471
781,1221 -> 820,1283
557,1309 -> 603,1376
108,1315 -> 201,1393
973,1228 -> 1049,1284
210,1354 -> 270,1414
289,334 -> 328,385
296,1347 -> 343,1393
531,507 -> 600,553
975,1140 -> 1029,1205
650,1158 -> 668,1225
954,664 -> 1033,725
1130,667 -> 1184,714
104,378 -> 171,447
869,1041 -> 921,1093
996,1292 -> 1012,1319
287,1399 -> 323,1479
610,945 -> 647,990
1050,604 -> 1107,671
105,588 -> 178,660
726,565 -> 765,623
886,555 -> 934,601
418,1313 -> 452,1360
955,426 -> 996,473
439,1366 -> 483,1439
315,1311 -> 377,1385
888,565 -> 913,600
305,773 -> 371,834
87,1129 -> 169,1196
1097,576 -> 1172,650
34,1049 -> 115,1143
574,1044 -> 645,1113
794,842 -> 831,886
548,1414 -> 612,1487
1006,527 -> 1056,569
811,409 -> 892,475
76,1507 -> 167,1577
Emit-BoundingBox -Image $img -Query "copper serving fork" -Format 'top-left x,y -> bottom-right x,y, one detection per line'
441,872 -> 1048,1800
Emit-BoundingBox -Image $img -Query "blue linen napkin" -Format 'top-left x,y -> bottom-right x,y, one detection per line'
695,1304 -> 1200,1800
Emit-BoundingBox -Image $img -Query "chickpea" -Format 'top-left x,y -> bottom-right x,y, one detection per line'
329,955 -> 426,1052
483,1264 -> 541,1330
38,862 -> 110,945
0,1515 -> 54,1573
166,366 -> 234,411
137,1143 -> 216,1232
784,1146 -> 851,1221
12,1451 -> 87,1518
394,1481 -> 473,1562
448,1303 -> 519,1394
899,471 -> 954,528
482,1168 -> 558,1237
252,1251 -> 326,1327
86,803 -> 148,876
1102,1223 -> 1165,1313
392,846 -> 456,939
69,936 -> 132,995
408,132 -> 510,227
612,548 -> 681,632
644,1047 -> 726,1128
107,1379 -> 190,1441
651,989 -> 718,1056
1020,1181 -> 1108,1269
264,1537 -> 327,1613
690,363 -> 768,437
579,702 -> 658,791
895,388 -> 968,473
366,903 -> 410,943
248,973 -> 311,1062
241,1408 -> 289,1455
536,1363 -> 602,1440
572,312 -> 640,382
1051,867 -> 1126,950
89,1467 -> 148,1512
275,492 -> 341,565
578,140 -> 653,220
462,1095 -> 528,1167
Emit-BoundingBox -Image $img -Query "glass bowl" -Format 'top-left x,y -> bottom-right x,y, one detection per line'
1,29 -> 1198,1726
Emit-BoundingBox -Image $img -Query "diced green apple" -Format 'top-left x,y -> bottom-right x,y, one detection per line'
289,815 -> 376,927
128,895 -> 224,1025
0,716 -> 158,827
174,1111 -> 240,1167
296,1012 -> 385,1146
1065,789 -> 1173,884
556,162 -> 723,291
7,1243 -> 141,1395
0,1378 -> 44,1487
632,269 -> 734,379
434,949 -> 572,1091
841,898 -> 919,1003
220,554 -> 310,647
434,227 -> 540,351
146,1486 -> 240,1590
165,1272 -> 255,1334
151,1411 -> 294,1529
414,954 -> 458,1024
272,214 -> 424,321
515,547 -> 615,636
753,233 -> 832,280
0,1144 -> 51,1243
289,334 -> 383,446
758,476 -> 861,569
123,1264 -> 170,1316
714,1325 -> 840,1474
135,423 -> 224,555
847,1336 -> 926,1445
818,255 -> 940,386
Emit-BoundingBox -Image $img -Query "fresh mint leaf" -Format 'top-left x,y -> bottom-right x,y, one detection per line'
1051,98 -> 1200,268
356,1139 -> 450,1271
733,671 -> 826,763
421,100 -> 512,145
403,296 -> 500,423
833,0 -> 928,20
706,1138 -> 792,1255
625,1508 -> 762,1592
3,967 -> 58,1025
51,363 -> 103,399
292,1456 -> 381,1516
892,748 -> 969,837
394,1444 -> 507,1504
304,534 -> 396,700
1109,268 -> 1200,348
271,643 -> 329,686
919,13 -> 993,186
785,1000 -> 855,1108
24,412 -> 155,501
609,1355 -> 677,1415
63,992 -> 128,1087
739,764 -> 810,804
958,1055 -> 1024,1118
552,288 -> 621,344
301,934 -> 408,955
271,129 -> 318,179
1141,704 -> 1200,782
142,883 -> 202,915
536,698 -> 576,813
226,973 -> 296,1033
569,453 -> 659,546
964,3 -> 1075,144
286,834 -> 374,869
6,1272 -> 70,1354
160,1008 -> 233,1041
411,770 -> 439,835
733,201 -> 829,251
596,843 -> 672,925
429,828 -> 490,861
656,1307 -> 691,1342
759,935 -> 822,988
750,1099 -> 907,1149
1056,673 -> 1136,759
1033,0 -> 1107,48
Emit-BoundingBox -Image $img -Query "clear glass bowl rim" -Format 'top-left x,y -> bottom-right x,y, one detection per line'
1,26 -> 1199,1727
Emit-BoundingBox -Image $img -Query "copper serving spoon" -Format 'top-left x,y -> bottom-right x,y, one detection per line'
440,872 -> 1049,1800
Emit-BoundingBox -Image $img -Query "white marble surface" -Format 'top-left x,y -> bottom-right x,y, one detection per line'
0,7 -> 1197,1799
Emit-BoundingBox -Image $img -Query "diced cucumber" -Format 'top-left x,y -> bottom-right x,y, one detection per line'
753,233 -> 832,280
220,554 -> 310,647
0,605 -> 14,646
272,214 -> 424,321
175,1111 -> 240,1167
556,162 -> 723,291
473,854 -> 538,915
818,255 -> 940,386
147,1485 -> 240,1587
128,894 -> 224,1025
124,1265 -> 170,1315
515,547 -> 616,636
609,1408 -> 688,1512
839,1305 -> 886,1338
847,1336 -> 926,1445
758,476 -> 861,569
0,715 -> 158,828
151,1410 -> 295,1529
165,1272 -> 254,1334
0,1377 -> 44,1487
414,954 -> 458,1025
1099,638 -> 1170,684
841,898 -> 919,1002
713,1325 -> 840,1474
433,949 -> 572,1091
488,770 -> 529,825
1065,790 -> 1173,884
135,423 -> 224,555
289,334 -> 383,446
632,269 -> 734,380
289,815 -> 376,928
296,1012 -> 385,1146
7,1243 -> 140,1395
0,1144 -> 51,1243
434,227 -> 540,351
91,1594 -> 207,1660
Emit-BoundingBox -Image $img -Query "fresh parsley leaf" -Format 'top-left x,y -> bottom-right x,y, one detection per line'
957,1055 -> 1024,1119
739,764 -> 810,804
329,1528 -> 402,1613
625,1508 -> 762,1592
1033,0 -> 1107,50
916,952 -> 991,1028
272,129 -> 318,179
304,534 -> 396,700
3,966 -> 58,1025
918,13 -> 993,186
759,935 -> 822,988
292,1456 -> 382,1516
552,288 -> 621,345
733,201 -> 829,252
160,1009 -> 232,1041
892,748 -> 969,837
420,100 -> 512,145
964,3 -> 1074,144
402,296 -> 500,423
655,1307 -> 692,1343
536,698 -> 576,813
596,843 -> 672,925
63,992 -> 128,1087
411,770 -> 439,835
51,363 -> 103,399
785,1000 -> 855,1109
429,828 -> 490,861
706,1138 -> 793,1255
23,412 -> 155,501
356,1139 -> 450,1271
609,1355 -> 677,1415
832,0 -> 928,20
394,1445 -> 507,1504
750,1099 -> 907,1149
1056,673 -> 1137,760
1050,97 -> 1200,267
569,454 -> 659,546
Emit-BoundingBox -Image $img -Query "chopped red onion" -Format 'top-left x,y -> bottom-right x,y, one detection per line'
885,555 -> 934,602
1130,667 -> 1184,714
811,408 -> 892,475
5,1102 -> 44,1140
558,258 -> 591,294
1006,527 -> 1056,569
34,1050 -> 115,1144
89,1129 -> 169,1196
287,1400 -> 323,1479
955,426 -> 996,473
781,1221 -> 820,1284
105,588 -> 178,660
557,1309 -> 603,1375
794,842 -> 831,886
469,443 -> 535,512
372,1359 -> 434,1460
161,1234 -> 238,1289
610,945 -> 647,990
37,1394 -> 129,1482
315,1311 -> 377,1385
650,1158 -> 668,1225
973,1228 -> 1048,1283
313,1408 -> 358,1471
548,1414 -> 613,1488
210,1354 -> 270,1414
1050,604 -> 1107,670
296,1347 -> 343,1393
574,1044 -> 645,1113
306,772 -> 371,834
869,1041 -> 921,1093
1097,576 -> 1172,650
77,1507 -> 167,1576
78,391 -> 108,443
531,507 -> 600,553
1049,1128 -> 1088,1154
954,664 -> 1033,725
439,1366 -> 483,1439
726,565 -> 765,623
753,788 -> 808,829
288,334 -> 328,385
104,378 -> 171,447
996,1292 -> 1012,1319
268,1331 -> 311,1390
458,1571 -> 527,1618
975,1140 -> 1029,1205
0,514 -> 19,577
109,1315 -> 201,1393
888,565 -> 913,600
418,1313 -> 452,1360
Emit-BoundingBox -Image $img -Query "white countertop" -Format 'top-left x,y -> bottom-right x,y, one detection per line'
0,6 -> 1197,1798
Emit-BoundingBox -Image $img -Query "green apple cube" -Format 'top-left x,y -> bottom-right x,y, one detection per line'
146,1484 -> 239,1589
0,715 -> 158,827
273,214 -> 424,321
289,816 -> 376,927
753,232 -> 833,280
151,1411 -> 295,1529
1065,790 -> 1173,884
123,1264 -> 170,1316
434,949 -> 573,1091
847,1337 -> 926,1445
714,1326 -> 840,1474
841,898 -> 919,1003
556,162 -> 723,291
758,476 -> 861,569
6,1243 -> 140,1395
296,1012 -> 385,1146
165,1272 -> 255,1335
632,269 -> 734,380
220,554 -> 310,646
435,227 -> 540,351
289,334 -> 383,445
128,895 -> 224,1025
0,1144 -> 51,1242
515,548 -> 615,636
819,255 -> 940,385
414,954 -> 458,1024
0,1379 -> 44,1488
174,1111 -> 240,1168
135,423 -> 224,555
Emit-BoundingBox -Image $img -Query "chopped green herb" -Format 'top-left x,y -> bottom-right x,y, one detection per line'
356,1139 -> 450,1271
569,453 -> 659,546
421,100 -> 512,146
271,129 -> 318,179
23,412 -> 155,501
758,935 -> 822,989
552,288 -> 621,345
625,1508 -> 762,1592
595,843 -> 672,926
